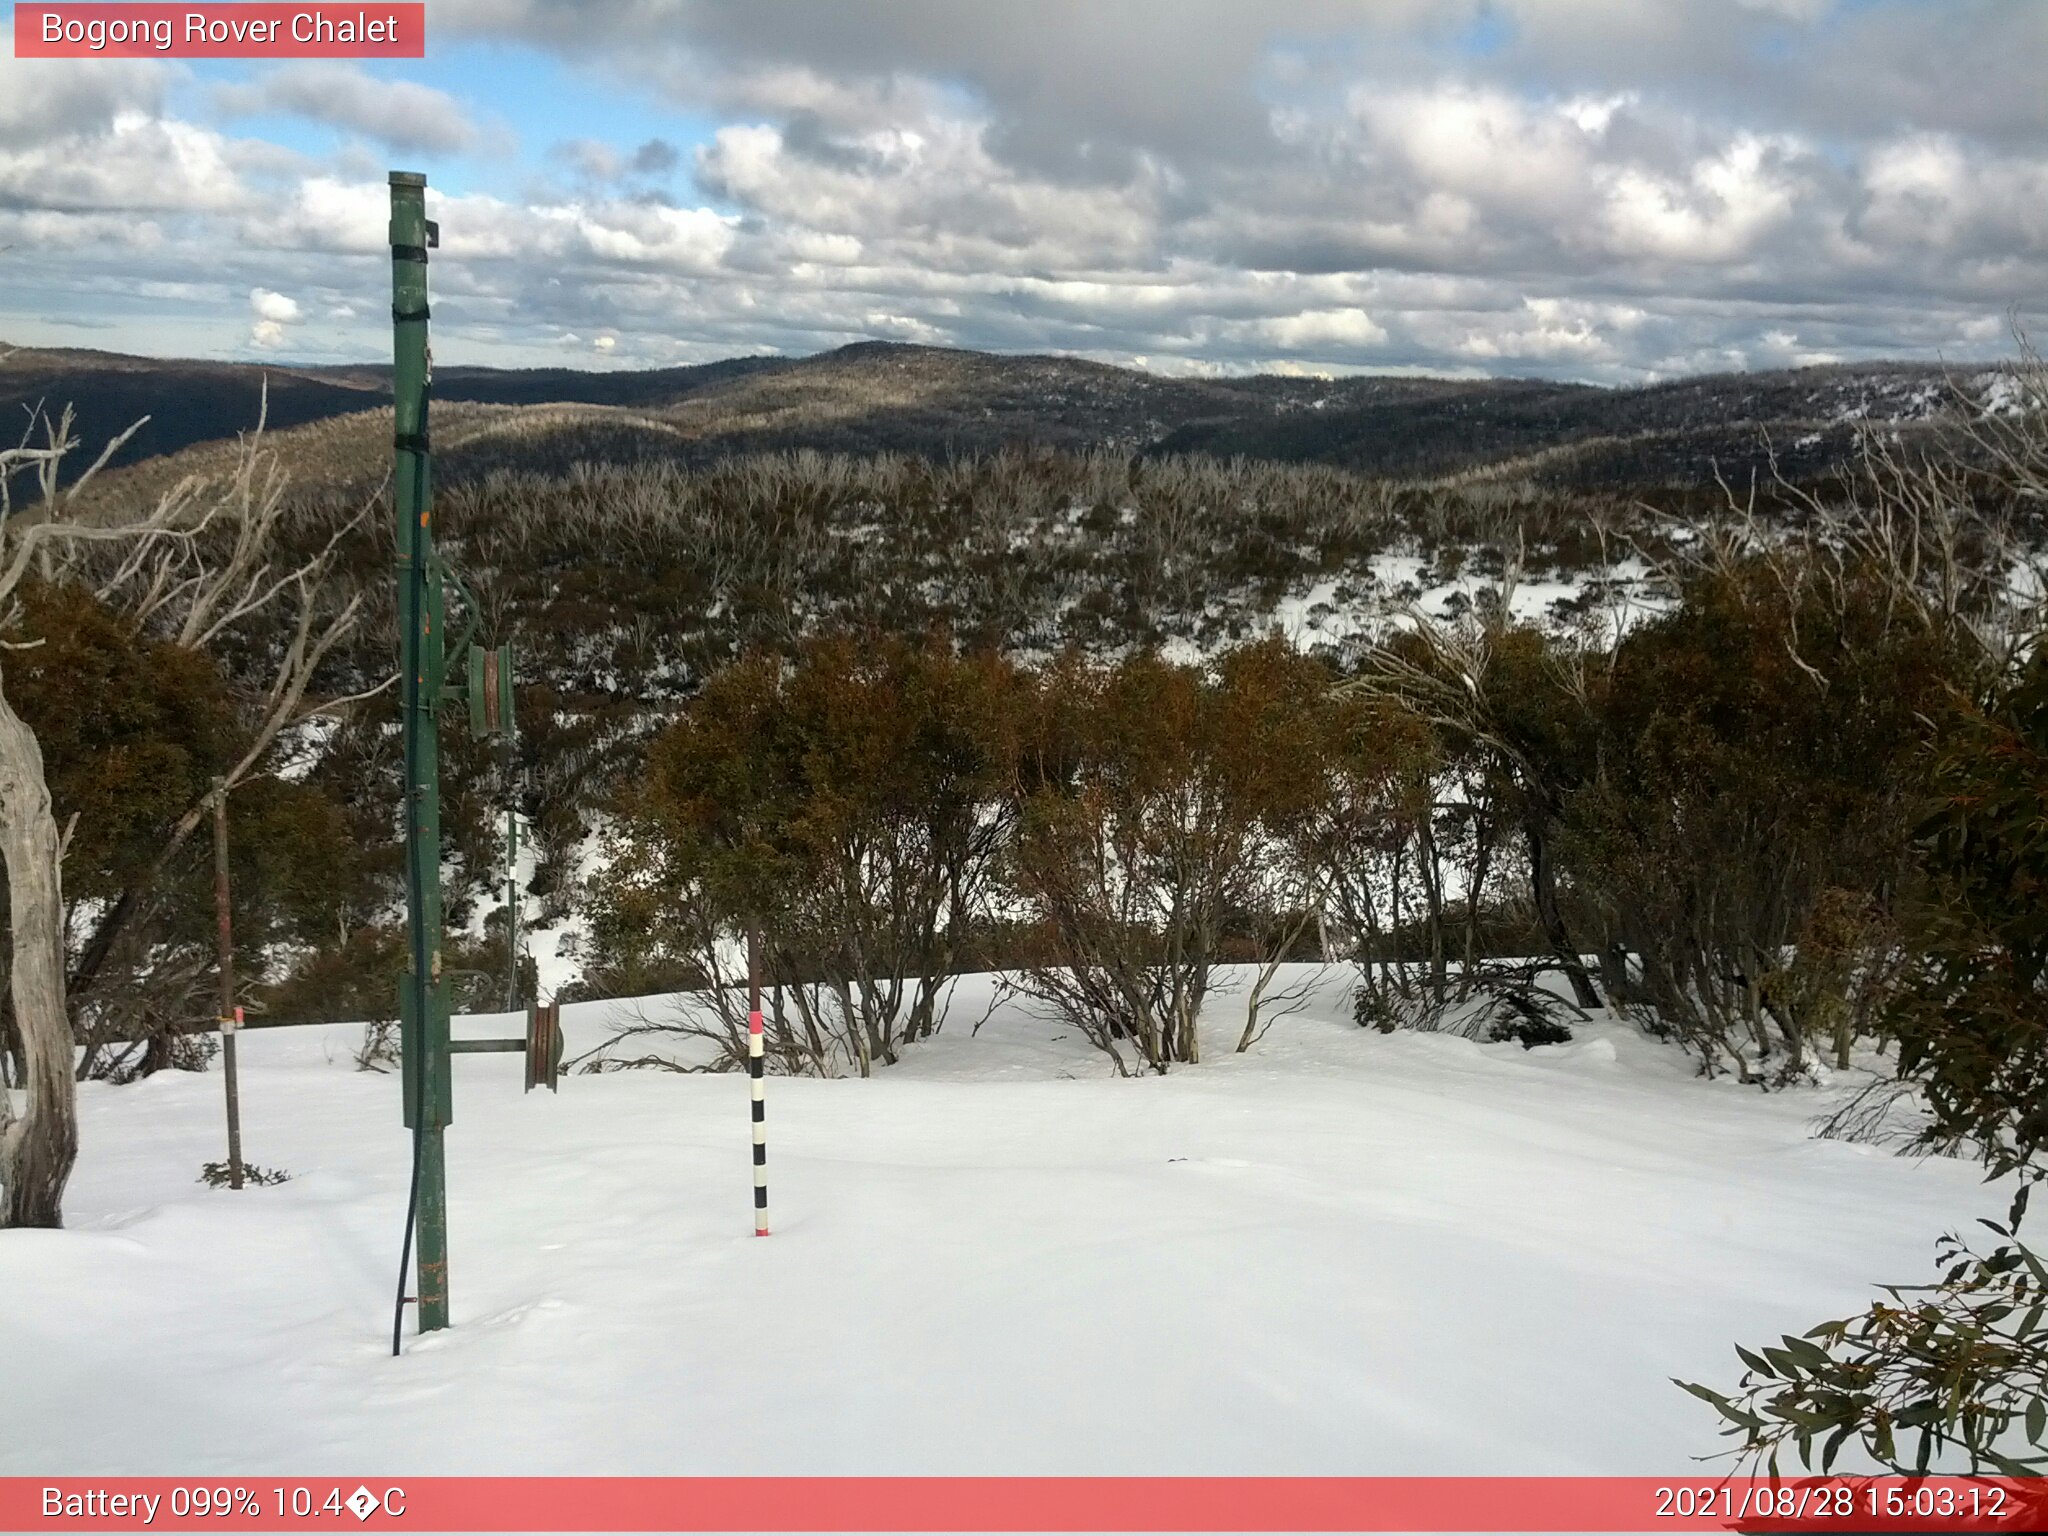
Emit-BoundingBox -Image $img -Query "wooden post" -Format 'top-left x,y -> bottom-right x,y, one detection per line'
211,777 -> 244,1191
748,930 -> 768,1236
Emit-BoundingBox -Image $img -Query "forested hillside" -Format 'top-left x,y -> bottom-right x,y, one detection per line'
9,343 -> 2041,1096
5,339 -> 2007,493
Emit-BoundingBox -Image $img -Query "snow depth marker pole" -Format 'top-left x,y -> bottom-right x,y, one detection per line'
748,930 -> 769,1236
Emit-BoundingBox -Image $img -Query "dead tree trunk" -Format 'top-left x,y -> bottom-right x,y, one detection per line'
0,681 -> 75,1228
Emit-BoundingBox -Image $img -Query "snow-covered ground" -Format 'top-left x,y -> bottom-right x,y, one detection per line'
0,969 -> 2003,1477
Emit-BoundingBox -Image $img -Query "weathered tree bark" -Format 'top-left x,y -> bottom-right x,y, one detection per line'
0,680 -> 75,1228
1416,807 -> 1448,1005
1525,812 -> 1602,1011
1236,898 -> 1321,1053
0,1009 -> 14,1168
1598,940 -> 1634,1006
1460,806 -> 1496,998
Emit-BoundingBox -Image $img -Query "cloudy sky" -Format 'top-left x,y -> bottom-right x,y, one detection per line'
2,0 -> 2044,382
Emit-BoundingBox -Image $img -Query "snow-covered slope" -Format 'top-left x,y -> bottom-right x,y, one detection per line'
0,971 -> 2001,1476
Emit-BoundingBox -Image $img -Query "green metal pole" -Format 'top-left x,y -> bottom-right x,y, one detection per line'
390,169 -> 450,1335
503,722 -> 519,1013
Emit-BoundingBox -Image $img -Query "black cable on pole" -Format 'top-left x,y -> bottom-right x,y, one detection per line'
392,496 -> 430,1355
392,1100 -> 424,1356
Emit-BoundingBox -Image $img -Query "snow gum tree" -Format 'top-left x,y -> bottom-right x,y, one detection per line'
593,633 -> 1022,1075
1347,615 -> 1606,1015
1681,344 -> 2048,1474
1561,557 -> 1967,1080
0,401 -> 368,1227
1896,649 -> 2048,1199
3,581 -> 365,1079
1007,641 -> 1334,1074
1680,652 -> 2048,1479
1287,680 -> 1445,1028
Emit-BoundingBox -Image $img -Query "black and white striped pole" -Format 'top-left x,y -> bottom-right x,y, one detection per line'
748,930 -> 770,1237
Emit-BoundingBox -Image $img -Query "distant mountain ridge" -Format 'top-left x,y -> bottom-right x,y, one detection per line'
1,338 -> 2000,499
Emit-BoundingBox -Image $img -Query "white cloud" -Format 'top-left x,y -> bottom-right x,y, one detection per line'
1252,308 -> 1389,352
1355,84 -> 1602,226
2,7 -> 2043,383
245,176 -> 390,254
696,119 -> 1160,272
0,111 -> 250,215
0,55 -> 169,149
247,286 -> 302,349
1599,134 -> 1799,264
1561,92 -> 1634,136
551,138 -> 622,181
575,202 -> 738,271
1452,296 -> 1637,363
211,64 -> 477,155
250,288 -> 301,324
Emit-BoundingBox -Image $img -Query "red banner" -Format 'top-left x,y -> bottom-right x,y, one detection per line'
12,4 -> 424,58
4,1477 -> 2048,1532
